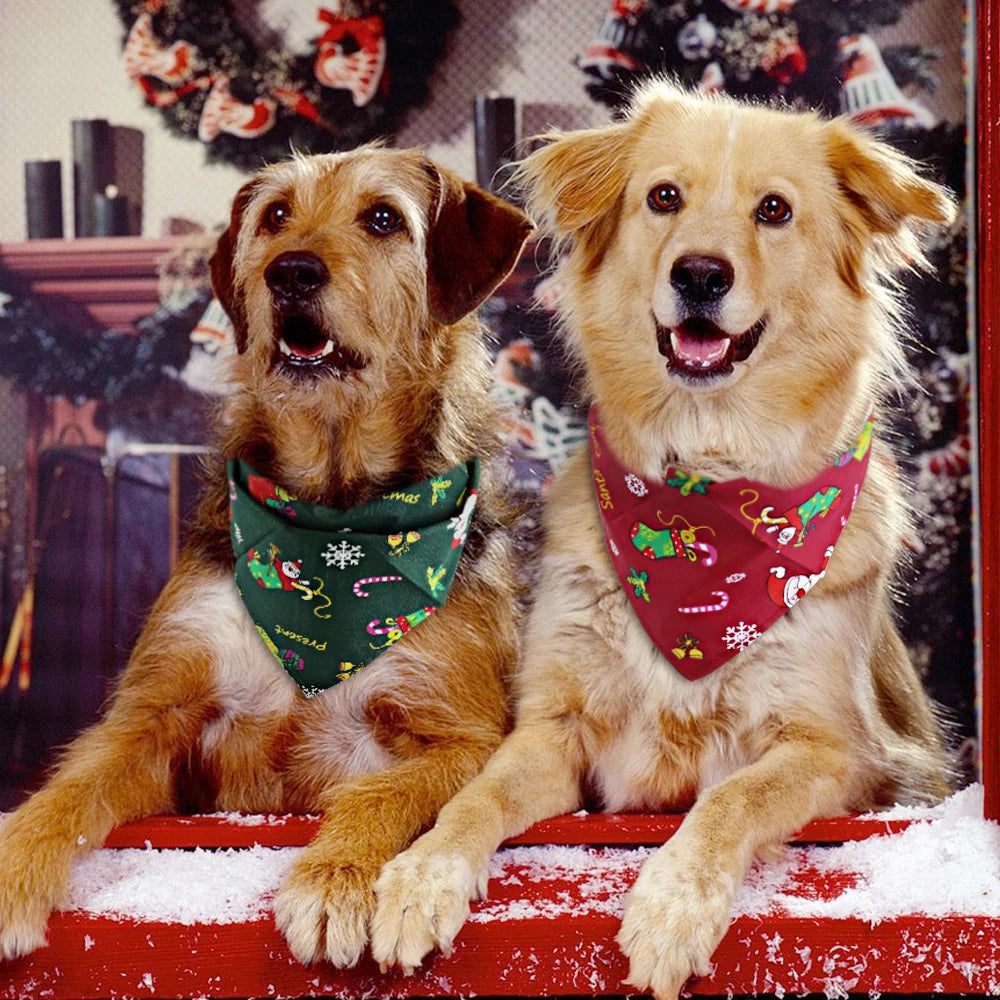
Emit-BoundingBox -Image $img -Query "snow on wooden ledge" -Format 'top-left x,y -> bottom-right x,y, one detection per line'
1,785 -> 999,999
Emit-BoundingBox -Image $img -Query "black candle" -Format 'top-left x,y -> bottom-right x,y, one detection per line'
93,185 -> 129,237
474,95 -> 517,195
72,118 -> 113,237
24,160 -> 64,239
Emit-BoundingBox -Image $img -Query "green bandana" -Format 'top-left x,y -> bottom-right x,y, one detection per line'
228,458 -> 479,697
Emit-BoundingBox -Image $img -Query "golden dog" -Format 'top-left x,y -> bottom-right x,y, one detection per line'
0,146 -> 532,967
372,82 -> 956,997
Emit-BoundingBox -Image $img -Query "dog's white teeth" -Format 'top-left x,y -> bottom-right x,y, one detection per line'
278,339 -> 293,356
670,331 -> 714,365
320,339 -> 335,357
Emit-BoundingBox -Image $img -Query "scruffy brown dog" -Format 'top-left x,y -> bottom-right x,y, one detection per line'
372,82 -> 955,997
0,147 -> 532,967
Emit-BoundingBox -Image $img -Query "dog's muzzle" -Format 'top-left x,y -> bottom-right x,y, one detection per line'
265,251 -> 329,305
656,315 -> 766,381
657,253 -> 764,381
264,251 -> 366,377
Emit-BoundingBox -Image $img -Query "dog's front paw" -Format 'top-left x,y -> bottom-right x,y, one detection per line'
0,859 -> 54,961
616,842 -> 734,1000
273,854 -> 377,968
0,827 -> 70,962
371,841 -> 486,975
0,889 -> 50,963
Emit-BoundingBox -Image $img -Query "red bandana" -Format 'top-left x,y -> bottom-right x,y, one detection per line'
589,405 -> 873,681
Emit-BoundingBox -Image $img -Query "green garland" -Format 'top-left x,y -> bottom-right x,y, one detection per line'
114,0 -> 459,170
0,285 -> 210,404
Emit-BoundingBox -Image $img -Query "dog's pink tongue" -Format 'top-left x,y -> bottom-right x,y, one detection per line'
292,341 -> 325,359
671,327 -> 729,364
282,336 -> 327,360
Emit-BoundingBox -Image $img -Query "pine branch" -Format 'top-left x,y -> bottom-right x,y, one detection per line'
882,44 -> 942,94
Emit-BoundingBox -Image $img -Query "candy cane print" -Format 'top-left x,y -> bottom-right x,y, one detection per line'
678,590 -> 730,614
353,575 -> 402,597
366,618 -> 404,650
367,618 -> 402,636
690,541 -> 718,566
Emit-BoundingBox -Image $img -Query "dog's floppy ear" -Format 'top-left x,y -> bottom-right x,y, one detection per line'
826,119 -> 955,232
210,179 -> 260,354
515,125 -> 631,234
513,123 -> 631,268
424,165 -> 534,326
825,118 -> 955,288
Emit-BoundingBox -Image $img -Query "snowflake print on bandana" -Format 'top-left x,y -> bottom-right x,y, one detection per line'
323,540 -> 364,569
725,572 -> 746,583
723,620 -> 762,652
625,473 -> 649,497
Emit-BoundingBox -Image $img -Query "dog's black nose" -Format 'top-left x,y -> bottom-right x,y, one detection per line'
670,255 -> 734,303
265,251 -> 329,302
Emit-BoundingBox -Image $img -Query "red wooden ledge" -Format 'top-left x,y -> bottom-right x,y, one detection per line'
978,0 -> 1000,825
3,810 -> 997,999
101,811 -> 915,850
4,910 -> 999,1000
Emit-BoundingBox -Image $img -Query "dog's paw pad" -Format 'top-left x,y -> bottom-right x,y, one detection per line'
274,860 -> 374,968
0,916 -> 49,963
371,848 -> 481,973
615,850 -> 733,999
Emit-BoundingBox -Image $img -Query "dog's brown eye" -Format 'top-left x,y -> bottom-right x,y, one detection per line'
757,194 -> 792,225
647,184 -> 682,213
364,203 -> 405,236
262,200 -> 291,233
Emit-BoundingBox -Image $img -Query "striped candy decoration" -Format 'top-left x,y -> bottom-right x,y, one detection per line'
197,76 -> 277,141
353,575 -> 403,598
718,0 -> 798,12
678,591 -> 731,615
314,11 -> 386,108
123,13 -> 196,86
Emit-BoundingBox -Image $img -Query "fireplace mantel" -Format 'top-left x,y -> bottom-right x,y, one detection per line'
0,236 -> 186,331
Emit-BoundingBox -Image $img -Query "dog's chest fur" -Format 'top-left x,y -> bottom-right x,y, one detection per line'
531,450 -> 874,814
165,570 -> 398,810
539,565 -> 763,811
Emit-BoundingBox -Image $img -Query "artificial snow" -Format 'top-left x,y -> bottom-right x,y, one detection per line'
199,810 -> 318,826
470,844 -> 649,923
63,845 -> 299,925
47,784 -> 999,927
733,782 -> 1000,923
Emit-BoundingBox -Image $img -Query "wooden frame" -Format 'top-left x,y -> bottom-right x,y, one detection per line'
977,0 -> 999,822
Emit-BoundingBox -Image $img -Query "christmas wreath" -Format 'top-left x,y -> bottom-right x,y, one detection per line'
114,0 -> 459,170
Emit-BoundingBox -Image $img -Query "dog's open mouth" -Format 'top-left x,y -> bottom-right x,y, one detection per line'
275,314 -> 365,377
656,315 -> 766,380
